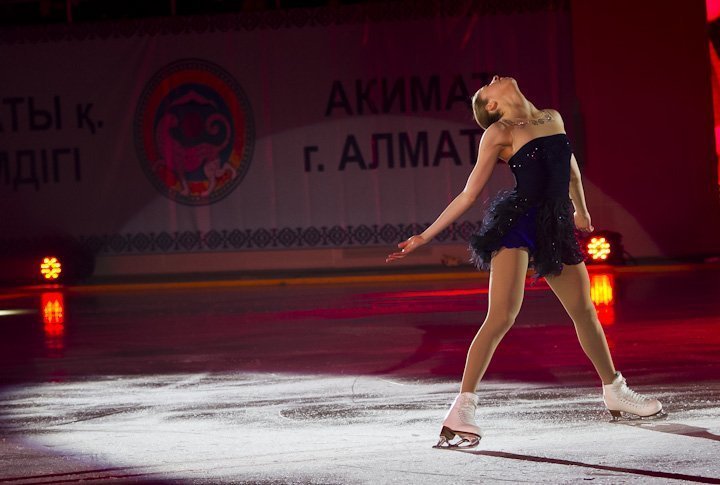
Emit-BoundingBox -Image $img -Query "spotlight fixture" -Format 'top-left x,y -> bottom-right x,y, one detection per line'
0,235 -> 94,285
588,237 -> 611,261
40,257 -> 62,280
583,230 -> 625,265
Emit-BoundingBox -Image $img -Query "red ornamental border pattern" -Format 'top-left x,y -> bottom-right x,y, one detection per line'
0,0 -> 569,45
73,221 -> 484,255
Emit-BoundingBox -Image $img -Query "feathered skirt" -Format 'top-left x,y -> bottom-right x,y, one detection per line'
468,189 -> 586,282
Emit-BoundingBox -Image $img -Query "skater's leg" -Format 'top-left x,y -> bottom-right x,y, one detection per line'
544,262 -> 664,419
543,262 -> 617,384
438,247 -> 527,448
460,247 -> 528,393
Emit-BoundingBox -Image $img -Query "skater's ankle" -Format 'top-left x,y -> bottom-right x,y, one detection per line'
601,371 -> 620,385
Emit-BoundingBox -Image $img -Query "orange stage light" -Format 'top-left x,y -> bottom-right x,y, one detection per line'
587,236 -> 611,261
582,231 -> 625,265
40,256 -> 62,280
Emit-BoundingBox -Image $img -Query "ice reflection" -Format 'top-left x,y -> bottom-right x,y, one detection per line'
41,292 -> 65,357
590,273 -> 615,326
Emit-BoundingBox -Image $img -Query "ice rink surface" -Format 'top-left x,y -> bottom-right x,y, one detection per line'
0,265 -> 719,484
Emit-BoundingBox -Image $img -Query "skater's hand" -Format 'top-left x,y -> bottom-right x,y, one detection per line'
574,211 -> 594,233
386,235 -> 427,263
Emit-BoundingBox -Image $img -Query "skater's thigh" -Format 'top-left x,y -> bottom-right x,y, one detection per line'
544,261 -> 594,317
487,247 -> 529,321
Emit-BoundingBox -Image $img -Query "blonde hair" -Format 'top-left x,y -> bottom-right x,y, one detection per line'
472,90 -> 501,130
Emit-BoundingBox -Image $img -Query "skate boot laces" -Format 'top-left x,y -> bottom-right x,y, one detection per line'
605,373 -> 665,421
618,377 -> 649,403
457,396 -> 477,423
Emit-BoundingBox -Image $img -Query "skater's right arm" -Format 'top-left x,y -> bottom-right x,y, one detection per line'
385,123 -> 507,263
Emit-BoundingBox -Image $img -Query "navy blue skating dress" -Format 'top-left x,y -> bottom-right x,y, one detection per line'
469,133 -> 587,282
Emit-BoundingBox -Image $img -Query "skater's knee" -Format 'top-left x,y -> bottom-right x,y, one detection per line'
570,304 -> 599,324
480,313 -> 517,338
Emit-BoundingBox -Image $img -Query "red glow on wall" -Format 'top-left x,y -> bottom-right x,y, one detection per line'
708,0 -> 720,21
385,285 -> 549,299
390,288 -> 488,298
707,0 -> 720,185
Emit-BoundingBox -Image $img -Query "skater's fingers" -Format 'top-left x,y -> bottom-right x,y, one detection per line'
385,252 -> 403,262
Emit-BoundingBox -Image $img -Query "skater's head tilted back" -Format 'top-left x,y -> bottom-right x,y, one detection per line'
472,75 -> 522,130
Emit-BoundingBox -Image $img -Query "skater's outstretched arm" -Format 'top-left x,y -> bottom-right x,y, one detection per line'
385,123 -> 508,262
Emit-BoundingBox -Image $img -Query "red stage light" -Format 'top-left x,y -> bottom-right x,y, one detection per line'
40,256 -> 62,280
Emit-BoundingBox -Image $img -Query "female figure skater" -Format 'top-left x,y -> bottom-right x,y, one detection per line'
385,75 -> 665,449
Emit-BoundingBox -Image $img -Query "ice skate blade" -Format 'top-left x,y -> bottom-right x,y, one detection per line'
432,426 -> 481,449
608,408 -> 668,422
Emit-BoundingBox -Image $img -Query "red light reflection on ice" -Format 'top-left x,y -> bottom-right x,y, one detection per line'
41,292 -> 65,355
589,273 -> 615,326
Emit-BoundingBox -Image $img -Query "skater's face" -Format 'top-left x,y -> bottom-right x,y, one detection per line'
476,75 -> 516,104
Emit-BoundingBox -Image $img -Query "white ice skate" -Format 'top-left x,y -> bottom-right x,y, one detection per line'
433,392 -> 482,449
603,371 -> 666,421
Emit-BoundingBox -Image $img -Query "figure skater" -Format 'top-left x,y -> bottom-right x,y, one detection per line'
385,75 -> 665,449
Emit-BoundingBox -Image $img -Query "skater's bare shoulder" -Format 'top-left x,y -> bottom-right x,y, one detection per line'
463,123 -> 508,201
482,120 -> 514,162
544,108 -> 565,127
479,121 -> 512,153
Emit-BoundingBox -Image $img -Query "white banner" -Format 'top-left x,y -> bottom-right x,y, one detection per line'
0,2 -> 574,255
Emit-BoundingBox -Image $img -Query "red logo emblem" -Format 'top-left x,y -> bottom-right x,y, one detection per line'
135,59 -> 254,205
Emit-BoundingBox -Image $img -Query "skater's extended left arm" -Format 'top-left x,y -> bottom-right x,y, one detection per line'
385,123 -> 508,263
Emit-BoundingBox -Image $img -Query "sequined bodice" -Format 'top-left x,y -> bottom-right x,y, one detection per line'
507,133 -> 572,201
